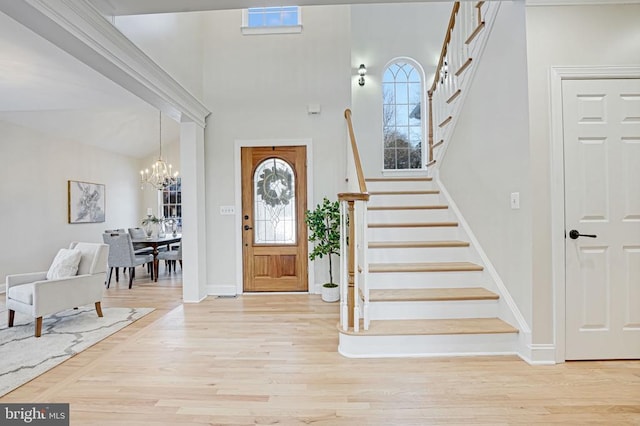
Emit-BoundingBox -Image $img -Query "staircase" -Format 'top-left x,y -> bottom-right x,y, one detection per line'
338,177 -> 519,358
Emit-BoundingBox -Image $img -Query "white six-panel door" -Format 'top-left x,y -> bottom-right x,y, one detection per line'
563,78 -> 640,360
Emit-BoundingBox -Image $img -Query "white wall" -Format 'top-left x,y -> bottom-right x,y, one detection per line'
526,3 -> 640,344
350,3 -> 451,177
114,12 -> 205,99
438,2 -> 532,325
201,6 -> 351,293
0,120 -> 142,286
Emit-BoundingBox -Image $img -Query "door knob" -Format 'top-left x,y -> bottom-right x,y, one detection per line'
569,229 -> 597,239
244,225 -> 253,231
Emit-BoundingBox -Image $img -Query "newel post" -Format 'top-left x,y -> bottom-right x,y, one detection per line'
338,192 -> 370,329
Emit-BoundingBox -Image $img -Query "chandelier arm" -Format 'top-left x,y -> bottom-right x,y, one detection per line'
140,110 -> 179,190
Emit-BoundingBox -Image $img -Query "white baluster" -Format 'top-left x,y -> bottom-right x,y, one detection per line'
362,201 -> 369,330
353,200 -> 360,333
340,200 -> 348,331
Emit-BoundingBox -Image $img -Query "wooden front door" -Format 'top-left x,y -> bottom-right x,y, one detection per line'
563,78 -> 640,360
241,146 -> 308,292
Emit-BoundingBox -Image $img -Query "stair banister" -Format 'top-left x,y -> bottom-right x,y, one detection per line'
427,2 -> 460,166
340,109 -> 369,331
344,109 -> 367,194
427,1 -> 497,167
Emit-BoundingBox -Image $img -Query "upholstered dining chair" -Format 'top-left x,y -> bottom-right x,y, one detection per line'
5,242 -> 109,337
157,243 -> 182,273
104,228 -> 125,234
102,233 -> 154,289
127,227 -> 154,255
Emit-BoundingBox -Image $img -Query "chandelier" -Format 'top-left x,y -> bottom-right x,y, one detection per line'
140,111 -> 179,190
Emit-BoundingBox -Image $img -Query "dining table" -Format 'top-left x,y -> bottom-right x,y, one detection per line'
131,233 -> 182,282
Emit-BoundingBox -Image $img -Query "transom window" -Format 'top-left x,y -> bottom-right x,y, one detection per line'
382,60 -> 424,170
242,7 -> 302,35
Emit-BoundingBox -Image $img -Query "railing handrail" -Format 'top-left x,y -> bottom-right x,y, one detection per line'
344,109 -> 368,194
429,2 -> 460,95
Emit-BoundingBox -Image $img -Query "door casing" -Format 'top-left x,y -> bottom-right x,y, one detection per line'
550,66 -> 640,363
234,138 -> 314,295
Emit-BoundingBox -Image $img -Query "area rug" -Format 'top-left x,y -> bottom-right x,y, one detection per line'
0,306 -> 153,397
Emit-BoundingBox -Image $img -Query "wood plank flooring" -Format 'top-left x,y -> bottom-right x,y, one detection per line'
2,269 -> 640,424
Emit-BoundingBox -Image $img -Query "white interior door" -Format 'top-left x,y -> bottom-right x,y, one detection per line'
563,78 -> 640,360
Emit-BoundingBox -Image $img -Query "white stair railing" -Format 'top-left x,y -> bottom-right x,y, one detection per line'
340,109 -> 369,332
428,1 -> 500,167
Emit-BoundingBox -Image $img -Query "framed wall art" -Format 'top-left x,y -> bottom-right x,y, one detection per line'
68,180 -> 105,224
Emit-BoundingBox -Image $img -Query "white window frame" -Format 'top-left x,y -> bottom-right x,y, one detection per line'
381,57 -> 427,173
241,6 -> 302,35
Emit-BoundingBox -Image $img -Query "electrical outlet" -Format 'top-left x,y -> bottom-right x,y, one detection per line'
510,192 -> 520,210
220,206 -> 235,215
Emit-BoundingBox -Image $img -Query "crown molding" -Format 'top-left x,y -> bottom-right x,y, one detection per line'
526,0 -> 640,6
0,0 -> 210,127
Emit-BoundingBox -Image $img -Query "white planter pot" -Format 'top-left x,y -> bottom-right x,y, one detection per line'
321,284 -> 340,302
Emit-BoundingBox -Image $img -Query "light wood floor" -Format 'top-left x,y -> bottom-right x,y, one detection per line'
2,268 -> 640,425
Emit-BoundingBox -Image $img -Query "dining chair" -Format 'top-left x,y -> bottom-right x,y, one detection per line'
157,243 -> 182,274
102,233 -> 154,289
102,229 -> 126,279
128,228 -> 155,255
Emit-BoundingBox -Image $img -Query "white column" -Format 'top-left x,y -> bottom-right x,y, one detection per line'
181,121 -> 208,302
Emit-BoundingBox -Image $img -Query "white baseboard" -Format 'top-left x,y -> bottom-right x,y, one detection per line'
518,343 -> 557,365
207,284 -> 237,296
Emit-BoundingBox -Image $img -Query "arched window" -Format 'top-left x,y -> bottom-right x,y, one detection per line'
253,157 -> 297,244
382,60 -> 424,170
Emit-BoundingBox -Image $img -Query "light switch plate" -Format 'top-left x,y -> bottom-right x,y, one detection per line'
510,192 -> 520,210
220,206 -> 235,215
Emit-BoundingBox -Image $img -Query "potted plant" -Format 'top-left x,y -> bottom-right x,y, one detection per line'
305,197 -> 341,302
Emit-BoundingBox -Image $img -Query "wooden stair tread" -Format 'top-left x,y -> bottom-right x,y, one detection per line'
369,222 -> 458,228
366,177 -> 432,182
369,262 -> 484,273
369,240 -> 469,249
369,190 -> 439,195
368,205 -> 448,211
369,287 -> 498,302
341,318 -> 518,336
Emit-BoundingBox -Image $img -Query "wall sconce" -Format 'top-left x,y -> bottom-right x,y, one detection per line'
358,64 -> 367,86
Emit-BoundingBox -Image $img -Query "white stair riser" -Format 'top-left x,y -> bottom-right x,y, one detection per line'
367,270 -> 486,288
339,332 -> 518,358
367,300 -> 499,320
369,226 -> 462,241
366,181 -> 437,192
368,194 -> 443,207
368,209 -> 453,223
368,246 -> 473,263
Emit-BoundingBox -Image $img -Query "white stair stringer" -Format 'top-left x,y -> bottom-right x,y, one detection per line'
339,329 -> 519,359
435,176 -> 532,360
339,177 -> 524,359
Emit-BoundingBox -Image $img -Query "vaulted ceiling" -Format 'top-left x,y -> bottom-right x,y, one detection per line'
0,0 -> 438,158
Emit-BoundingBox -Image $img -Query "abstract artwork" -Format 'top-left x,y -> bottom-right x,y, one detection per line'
68,180 -> 105,223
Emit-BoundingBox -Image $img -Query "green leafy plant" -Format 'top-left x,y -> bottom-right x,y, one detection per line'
305,197 -> 340,285
141,215 -> 162,225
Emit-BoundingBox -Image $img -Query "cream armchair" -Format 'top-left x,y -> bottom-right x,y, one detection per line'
6,242 -> 109,337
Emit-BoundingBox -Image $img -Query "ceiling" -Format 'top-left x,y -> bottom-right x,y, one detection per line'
0,8 -> 179,159
90,0 -> 441,16
0,0 -> 442,159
